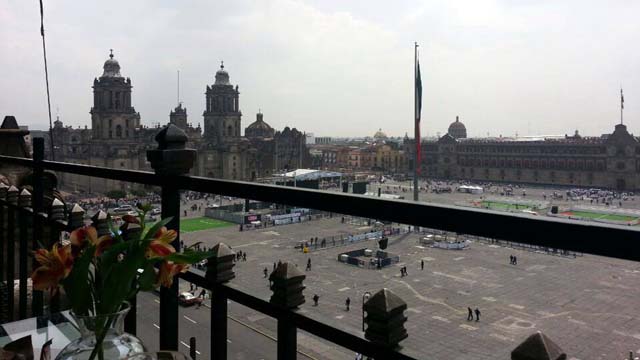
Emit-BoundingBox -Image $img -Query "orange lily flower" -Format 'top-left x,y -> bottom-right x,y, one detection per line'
146,227 -> 177,258
31,243 -> 73,291
70,225 -> 114,257
156,261 -> 188,287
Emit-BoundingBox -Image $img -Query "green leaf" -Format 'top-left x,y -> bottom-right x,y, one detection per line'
164,250 -> 213,264
137,261 -> 157,292
98,238 -> 156,314
62,246 -> 95,315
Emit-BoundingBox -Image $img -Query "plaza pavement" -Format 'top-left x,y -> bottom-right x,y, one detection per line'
179,217 -> 640,360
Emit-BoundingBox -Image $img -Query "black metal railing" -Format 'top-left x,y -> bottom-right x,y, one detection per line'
1,137 -> 640,359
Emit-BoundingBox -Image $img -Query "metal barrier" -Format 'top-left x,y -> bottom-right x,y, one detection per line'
1,136 -> 640,359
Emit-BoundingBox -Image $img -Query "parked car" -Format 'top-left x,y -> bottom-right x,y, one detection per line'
150,207 -> 161,215
178,292 -> 203,307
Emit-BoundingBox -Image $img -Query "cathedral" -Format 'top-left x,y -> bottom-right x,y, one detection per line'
50,52 -> 310,192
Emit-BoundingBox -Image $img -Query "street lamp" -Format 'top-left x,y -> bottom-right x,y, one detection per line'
362,291 -> 371,331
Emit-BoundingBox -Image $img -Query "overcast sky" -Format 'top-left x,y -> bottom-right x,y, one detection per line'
1,0 -> 639,138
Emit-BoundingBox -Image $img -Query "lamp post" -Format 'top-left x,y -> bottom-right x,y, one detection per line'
362,291 -> 371,331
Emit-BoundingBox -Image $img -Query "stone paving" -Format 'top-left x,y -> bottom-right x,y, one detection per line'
181,217 -> 640,360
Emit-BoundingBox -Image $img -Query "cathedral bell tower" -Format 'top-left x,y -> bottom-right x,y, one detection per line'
90,50 -> 140,140
169,103 -> 188,130
203,62 -> 241,145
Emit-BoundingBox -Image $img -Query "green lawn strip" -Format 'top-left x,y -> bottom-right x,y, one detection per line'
567,211 -> 637,222
481,201 -> 532,211
180,217 -> 234,232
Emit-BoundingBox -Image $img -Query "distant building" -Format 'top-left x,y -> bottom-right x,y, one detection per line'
315,137 -> 332,145
408,117 -> 640,190
304,132 -> 315,145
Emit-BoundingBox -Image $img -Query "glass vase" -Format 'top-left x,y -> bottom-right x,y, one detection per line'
56,302 -> 146,360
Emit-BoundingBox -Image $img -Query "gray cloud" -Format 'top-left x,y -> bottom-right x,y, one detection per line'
1,0 -> 638,138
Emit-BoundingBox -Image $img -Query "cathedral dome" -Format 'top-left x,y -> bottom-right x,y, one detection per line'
102,50 -> 122,78
214,61 -> 230,85
447,116 -> 467,139
373,128 -> 388,141
245,112 -> 275,138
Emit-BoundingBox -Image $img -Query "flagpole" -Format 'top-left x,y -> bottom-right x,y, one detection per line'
413,42 -> 419,202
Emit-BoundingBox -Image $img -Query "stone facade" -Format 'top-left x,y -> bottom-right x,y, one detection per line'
409,122 -> 640,190
47,53 -> 310,192
308,130 -> 408,173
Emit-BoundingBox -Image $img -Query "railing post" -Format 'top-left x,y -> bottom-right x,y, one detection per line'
0,182 -> 7,288
47,199 -> 67,314
189,337 -> 197,360
18,188 -> 32,319
269,262 -> 306,360
205,242 -> 236,360
147,124 -> 195,351
0,182 -> 7,323
6,185 -> 18,321
363,288 -> 408,355
511,331 -> 566,360
31,137 -> 45,316
120,219 -> 142,335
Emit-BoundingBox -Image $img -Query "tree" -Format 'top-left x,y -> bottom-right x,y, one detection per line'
105,190 -> 126,200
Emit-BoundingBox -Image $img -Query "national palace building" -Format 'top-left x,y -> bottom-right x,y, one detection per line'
409,116 -> 640,190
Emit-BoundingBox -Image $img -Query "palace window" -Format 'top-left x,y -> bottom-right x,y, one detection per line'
116,125 -> 122,138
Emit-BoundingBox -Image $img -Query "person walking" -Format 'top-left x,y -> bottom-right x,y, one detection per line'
242,252 -> 247,261
467,307 -> 473,321
346,297 -> 351,311
306,258 -> 312,271
475,308 -> 481,322
509,255 -> 514,265
421,260 -> 424,270
513,256 -> 517,265
263,267 -> 268,278
313,294 -> 319,306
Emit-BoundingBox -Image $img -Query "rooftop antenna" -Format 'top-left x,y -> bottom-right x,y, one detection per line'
621,87 -> 624,125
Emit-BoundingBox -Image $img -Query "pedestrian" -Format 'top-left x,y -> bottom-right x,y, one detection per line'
306,258 -> 312,271
513,256 -> 517,265
467,307 -> 473,321
184,210 -> 187,217
421,259 -> 424,270
242,252 -> 247,261
403,266 -> 408,276
509,255 -> 514,265
475,308 -> 481,321
346,297 -> 351,311
263,267 -> 268,278
313,294 -> 319,306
